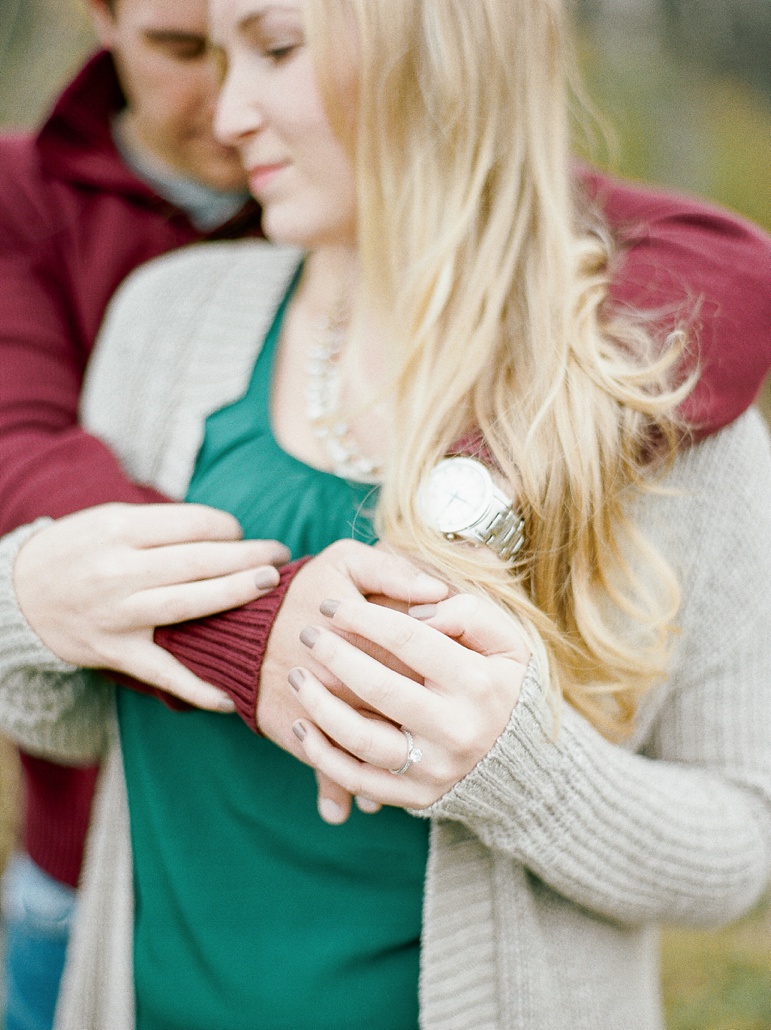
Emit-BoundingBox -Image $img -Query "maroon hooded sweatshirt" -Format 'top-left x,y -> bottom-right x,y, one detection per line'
0,51 -> 769,888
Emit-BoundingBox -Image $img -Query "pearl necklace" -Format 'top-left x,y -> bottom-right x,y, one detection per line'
304,300 -> 383,484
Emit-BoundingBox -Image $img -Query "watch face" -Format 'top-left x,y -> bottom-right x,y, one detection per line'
421,457 -> 492,534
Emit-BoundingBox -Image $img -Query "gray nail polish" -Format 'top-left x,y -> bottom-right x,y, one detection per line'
254,567 -> 279,589
300,626 -> 320,648
288,667 -> 305,692
319,798 -> 346,824
292,720 -> 307,741
319,599 -> 340,618
408,603 -> 437,620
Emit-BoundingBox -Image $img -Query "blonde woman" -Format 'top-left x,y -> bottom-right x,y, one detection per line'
0,1 -> 769,1028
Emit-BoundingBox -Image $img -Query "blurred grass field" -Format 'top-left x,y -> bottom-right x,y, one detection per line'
0,738 -> 19,878
661,894 -> 770,1030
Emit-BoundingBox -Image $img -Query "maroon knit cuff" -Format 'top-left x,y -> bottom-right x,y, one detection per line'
153,556 -> 312,733
448,431 -> 494,466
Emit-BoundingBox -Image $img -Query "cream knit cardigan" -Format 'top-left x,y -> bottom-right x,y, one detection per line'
0,240 -> 770,1030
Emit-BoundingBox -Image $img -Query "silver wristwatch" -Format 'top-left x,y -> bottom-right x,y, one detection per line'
419,456 -> 525,564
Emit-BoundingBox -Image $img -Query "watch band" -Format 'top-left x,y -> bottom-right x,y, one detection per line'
478,502 -> 526,563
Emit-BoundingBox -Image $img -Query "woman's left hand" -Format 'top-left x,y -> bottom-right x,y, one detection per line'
289,593 -> 532,810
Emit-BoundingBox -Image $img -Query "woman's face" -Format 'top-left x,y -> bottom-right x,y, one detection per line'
211,0 -> 357,249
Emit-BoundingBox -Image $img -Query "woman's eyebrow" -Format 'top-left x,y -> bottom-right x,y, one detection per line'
237,6 -> 297,35
237,13 -> 266,34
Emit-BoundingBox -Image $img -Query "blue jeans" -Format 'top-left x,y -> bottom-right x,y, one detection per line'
1,854 -> 75,1030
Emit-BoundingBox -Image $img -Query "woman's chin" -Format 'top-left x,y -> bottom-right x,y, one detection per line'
260,210 -> 355,252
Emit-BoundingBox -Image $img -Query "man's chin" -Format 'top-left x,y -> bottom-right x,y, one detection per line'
186,144 -> 249,193
191,162 -> 249,194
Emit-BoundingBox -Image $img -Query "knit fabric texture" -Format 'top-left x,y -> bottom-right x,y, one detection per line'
0,241 -> 768,1030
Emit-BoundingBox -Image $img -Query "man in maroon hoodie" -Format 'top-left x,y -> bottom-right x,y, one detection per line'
1,0 -> 770,1027
0,1 -> 275,1026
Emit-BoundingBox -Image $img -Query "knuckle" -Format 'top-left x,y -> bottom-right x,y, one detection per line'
413,785 -> 440,810
351,725 -> 377,758
444,720 -> 477,760
327,538 -> 365,563
315,631 -> 341,665
389,619 -> 417,652
95,501 -> 125,520
323,539 -> 345,559
160,598 -> 193,625
324,539 -> 351,563
427,754 -> 455,790
189,504 -> 241,540
453,592 -> 482,621
464,667 -> 490,697
186,546 -> 234,582
97,639 -> 132,674
148,666 -> 175,694
84,511 -> 113,543
342,769 -> 368,797
370,669 -> 399,708
93,553 -> 127,585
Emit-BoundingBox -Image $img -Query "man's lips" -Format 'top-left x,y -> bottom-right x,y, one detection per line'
248,163 -> 288,192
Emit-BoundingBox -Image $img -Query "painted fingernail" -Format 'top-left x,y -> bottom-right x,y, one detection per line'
356,797 -> 380,814
319,599 -> 340,618
319,798 -> 347,824
254,567 -> 280,589
273,544 -> 292,565
215,696 -> 237,714
292,720 -> 307,742
300,626 -> 320,648
408,603 -> 437,620
288,667 -> 305,692
416,572 -> 444,589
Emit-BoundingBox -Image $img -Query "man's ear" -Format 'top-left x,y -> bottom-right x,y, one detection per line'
83,0 -> 119,50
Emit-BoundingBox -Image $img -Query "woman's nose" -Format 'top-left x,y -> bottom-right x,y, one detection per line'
214,68 -> 264,148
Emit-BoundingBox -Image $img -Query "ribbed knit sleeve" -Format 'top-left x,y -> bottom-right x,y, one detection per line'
154,556 -> 311,730
423,411 -> 771,928
0,522 -> 113,763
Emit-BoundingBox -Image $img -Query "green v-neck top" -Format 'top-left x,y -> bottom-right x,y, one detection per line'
117,273 -> 428,1030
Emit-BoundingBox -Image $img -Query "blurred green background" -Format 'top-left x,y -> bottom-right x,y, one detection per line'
0,2 -> 769,1028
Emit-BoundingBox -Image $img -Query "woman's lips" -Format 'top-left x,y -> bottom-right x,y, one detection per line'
248,163 -> 288,193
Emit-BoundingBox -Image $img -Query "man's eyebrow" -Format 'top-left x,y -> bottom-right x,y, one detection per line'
141,30 -> 207,43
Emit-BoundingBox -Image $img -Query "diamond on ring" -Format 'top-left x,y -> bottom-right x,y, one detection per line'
390,728 -> 423,776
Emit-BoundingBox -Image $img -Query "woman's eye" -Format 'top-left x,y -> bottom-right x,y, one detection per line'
264,43 -> 299,63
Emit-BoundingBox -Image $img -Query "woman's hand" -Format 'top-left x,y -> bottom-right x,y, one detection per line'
256,539 -> 451,822
288,592 -> 531,810
13,503 -> 290,711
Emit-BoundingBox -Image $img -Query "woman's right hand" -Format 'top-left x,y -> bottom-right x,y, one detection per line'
12,503 -> 290,711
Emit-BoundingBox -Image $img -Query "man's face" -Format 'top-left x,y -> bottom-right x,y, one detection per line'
90,0 -> 247,191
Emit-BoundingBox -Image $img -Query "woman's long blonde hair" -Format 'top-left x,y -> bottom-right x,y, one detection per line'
307,0 -> 692,739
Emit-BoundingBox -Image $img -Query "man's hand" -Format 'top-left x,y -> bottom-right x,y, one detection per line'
257,539 -> 449,822
13,503 -> 290,711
